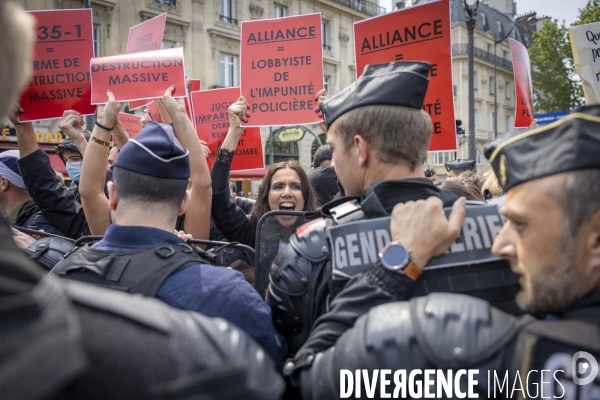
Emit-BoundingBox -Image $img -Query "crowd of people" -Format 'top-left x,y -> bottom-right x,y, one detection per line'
1,1 -> 599,399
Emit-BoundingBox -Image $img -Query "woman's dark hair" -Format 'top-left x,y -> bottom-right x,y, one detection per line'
249,159 -> 318,226
440,178 -> 484,201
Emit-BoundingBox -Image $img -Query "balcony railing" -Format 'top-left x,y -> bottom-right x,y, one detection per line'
219,15 -> 238,25
330,0 -> 386,17
323,44 -> 331,51
453,43 -> 536,80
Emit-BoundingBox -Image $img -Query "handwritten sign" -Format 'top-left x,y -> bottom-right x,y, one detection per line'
191,88 -> 264,171
127,13 -> 167,110
20,9 -> 96,122
353,0 -> 456,151
117,113 -> 142,138
241,14 -> 324,126
90,47 -> 186,104
509,38 -> 534,127
570,21 -> 600,104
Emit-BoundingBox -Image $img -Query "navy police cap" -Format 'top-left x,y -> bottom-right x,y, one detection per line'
114,121 -> 190,180
484,104 -> 600,191
319,61 -> 431,129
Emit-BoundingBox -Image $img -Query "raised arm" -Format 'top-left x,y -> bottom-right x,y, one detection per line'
79,90 -> 122,235
158,85 -> 211,240
57,110 -> 87,156
113,117 -> 130,150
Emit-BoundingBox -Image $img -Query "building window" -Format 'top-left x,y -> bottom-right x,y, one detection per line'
433,151 -> 456,166
489,112 -> 495,130
219,53 -> 238,87
154,0 -> 176,5
487,43 -> 493,54
506,115 -> 514,130
480,11 -> 488,31
474,109 -> 479,128
322,20 -> 331,51
220,0 -> 237,24
473,71 -> 478,91
161,40 -> 176,49
324,76 -> 330,93
453,85 -> 457,97
476,150 -> 482,165
503,50 -> 508,60
489,77 -> 495,95
496,20 -> 503,36
273,4 -> 286,18
506,81 -> 511,100
93,24 -> 101,57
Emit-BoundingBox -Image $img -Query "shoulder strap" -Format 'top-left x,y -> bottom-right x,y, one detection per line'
55,242 -> 214,297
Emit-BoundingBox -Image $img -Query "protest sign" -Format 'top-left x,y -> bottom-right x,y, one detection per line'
20,9 -> 95,122
127,13 -> 167,110
90,47 -> 186,104
191,88 -> 264,170
241,13 -> 324,126
185,79 -> 201,121
353,0 -> 456,151
146,101 -> 163,124
117,113 -> 142,138
508,38 -> 534,127
570,21 -> 600,104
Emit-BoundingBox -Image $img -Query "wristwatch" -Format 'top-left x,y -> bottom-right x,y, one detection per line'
378,242 -> 422,281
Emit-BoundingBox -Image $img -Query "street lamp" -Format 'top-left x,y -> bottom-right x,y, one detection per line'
463,0 -> 479,164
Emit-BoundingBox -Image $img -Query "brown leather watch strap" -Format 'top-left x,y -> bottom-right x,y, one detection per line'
402,261 -> 422,281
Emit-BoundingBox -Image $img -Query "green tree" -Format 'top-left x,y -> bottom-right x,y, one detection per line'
574,0 -> 600,25
529,19 -> 583,111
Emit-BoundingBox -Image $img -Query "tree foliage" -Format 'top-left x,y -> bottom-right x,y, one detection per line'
529,19 -> 583,111
574,0 -> 600,26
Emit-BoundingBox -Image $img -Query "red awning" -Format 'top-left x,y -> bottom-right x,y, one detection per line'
49,153 -> 67,175
229,168 -> 269,179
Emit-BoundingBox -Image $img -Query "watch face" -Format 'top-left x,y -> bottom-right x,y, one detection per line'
382,244 -> 409,269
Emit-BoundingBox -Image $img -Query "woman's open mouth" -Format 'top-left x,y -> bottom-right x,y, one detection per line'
279,202 -> 296,211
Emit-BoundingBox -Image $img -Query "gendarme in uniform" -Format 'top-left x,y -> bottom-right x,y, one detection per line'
52,122 -> 285,367
289,104 -> 600,400
267,61 -> 520,355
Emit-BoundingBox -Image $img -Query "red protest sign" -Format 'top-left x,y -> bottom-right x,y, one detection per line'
127,13 -> 167,110
126,13 -> 166,53
241,14 -> 324,127
191,88 -> 264,171
117,113 -> 142,138
20,9 -> 95,122
90,47 -> 186,104
509,38 -> 534,128
147,101 -> 163,124
353,0 -> 456,151
185,79 -> 201,121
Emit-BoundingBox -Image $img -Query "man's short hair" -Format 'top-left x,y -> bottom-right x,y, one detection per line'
113,166 -> 188,214
333,105 -> 431,170
560,169 -> 600,237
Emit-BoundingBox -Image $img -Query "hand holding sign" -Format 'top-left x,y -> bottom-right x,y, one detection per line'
315,88 -> 328,133
390,196 -> 466,269
96,90 -> 123,128
159,85 -> 187,119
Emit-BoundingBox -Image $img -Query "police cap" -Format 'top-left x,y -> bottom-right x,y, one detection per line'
320,61 -> 431,129
444,159 -> 475,172
114,121 -> 190,180
484,104 -> 600,191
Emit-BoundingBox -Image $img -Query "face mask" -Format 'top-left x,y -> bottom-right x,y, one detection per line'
66,162 -> 82,182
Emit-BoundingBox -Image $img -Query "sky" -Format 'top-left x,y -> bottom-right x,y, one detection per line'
379,0 -> 590,26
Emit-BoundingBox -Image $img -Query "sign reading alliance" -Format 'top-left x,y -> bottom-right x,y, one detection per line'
353,0 -> 456,152
241,13 -> 324,126
20,9 -> 96,122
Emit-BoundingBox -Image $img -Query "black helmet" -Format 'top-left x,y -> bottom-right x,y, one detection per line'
24,237 -> 76,270
423,163 -> 436,178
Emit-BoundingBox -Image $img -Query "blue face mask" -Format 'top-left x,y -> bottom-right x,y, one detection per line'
66,161 -> 82,182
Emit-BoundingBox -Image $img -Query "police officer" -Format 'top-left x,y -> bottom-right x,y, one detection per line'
52,89 -> 285,368
445,158 -> 476,178
268,61 -> 519,355
290,104 -> 600,399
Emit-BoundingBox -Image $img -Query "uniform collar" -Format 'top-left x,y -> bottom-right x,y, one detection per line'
99,224 -> 184,249
360,178 -> 445,218
557,289 -> 600,325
